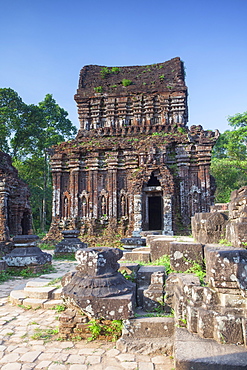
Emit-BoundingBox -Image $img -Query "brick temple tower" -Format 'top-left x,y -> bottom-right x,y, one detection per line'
48,57 -> 219,238
0,151 -> 32,242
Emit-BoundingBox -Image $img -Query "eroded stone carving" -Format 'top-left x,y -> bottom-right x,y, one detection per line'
4,235 -> 52,272
54,229 -> 87,257
61,247 -> 136,320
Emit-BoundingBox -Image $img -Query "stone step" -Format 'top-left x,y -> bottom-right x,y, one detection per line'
24,286 -> 57,299
174,327 -> 247,370
9,289 -> 63,309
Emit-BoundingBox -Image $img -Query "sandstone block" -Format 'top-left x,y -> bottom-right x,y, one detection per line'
197,308 -> 215,339
122,317 -> 174,339
169,242 -> 203,272
214,314 -> 244,345
205,244 -> 247,289
24,286 -> 56,299
149,237 -> 174,261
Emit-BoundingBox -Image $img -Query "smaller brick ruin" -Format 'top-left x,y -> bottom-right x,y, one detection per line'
0,151 -> 32,254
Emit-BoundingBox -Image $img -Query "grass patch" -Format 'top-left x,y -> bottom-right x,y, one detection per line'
39,242 -> 55,250
31,327 -> 59,341
51,304 -> 66,312
0,264 -> 56,284
52,253 -> 76,261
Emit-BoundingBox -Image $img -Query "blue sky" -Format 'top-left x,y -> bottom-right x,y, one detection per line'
1,0 -> 246,133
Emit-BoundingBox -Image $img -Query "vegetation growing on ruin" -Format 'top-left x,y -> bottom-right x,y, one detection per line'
87,319 -> 123,341
128,254 -> 206,284
94,86 -> 103,93
100,67 -> 120,78
122,79 -> 132,86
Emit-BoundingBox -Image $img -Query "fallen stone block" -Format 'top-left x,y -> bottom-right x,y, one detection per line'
205,244 -> 247,290
121,249 -> 151,263
149,237 -> 174,261
137,265 -> 165,307
143,271 -> 165,312
122,316 -> 174,339
214,314 -> 244,345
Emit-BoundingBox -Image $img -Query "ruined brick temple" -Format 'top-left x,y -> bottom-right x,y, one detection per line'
0,151 -> 32,243
49,57 -> 219,237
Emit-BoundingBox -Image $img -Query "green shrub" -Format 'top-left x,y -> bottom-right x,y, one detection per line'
94,86 -> 103,93
122,79 -> 132,87
111,67 -> 120,74
100,67 -> 111,78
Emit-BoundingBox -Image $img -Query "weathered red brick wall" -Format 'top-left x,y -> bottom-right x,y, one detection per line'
0,151 -> 32,243
47,58 -> 218,239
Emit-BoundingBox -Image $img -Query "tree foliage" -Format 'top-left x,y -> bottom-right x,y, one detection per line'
0,88 -> 77,232
211,111 -> 247,203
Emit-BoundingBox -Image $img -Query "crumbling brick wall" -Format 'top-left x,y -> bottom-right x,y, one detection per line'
0,151 -> 32,243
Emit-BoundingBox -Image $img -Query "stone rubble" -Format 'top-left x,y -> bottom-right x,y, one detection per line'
0,258 -> 174,370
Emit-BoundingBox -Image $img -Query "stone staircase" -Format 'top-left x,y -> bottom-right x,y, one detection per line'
9,279 -> 63,309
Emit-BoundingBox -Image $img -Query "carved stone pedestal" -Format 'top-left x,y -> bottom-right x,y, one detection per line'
4,235 -> 52,273
62,247 -> 136,320
54,230 -> 87,257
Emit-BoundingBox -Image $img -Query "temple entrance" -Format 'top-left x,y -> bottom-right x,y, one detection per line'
142,171 -> 163,231
148,196 -> 162,230
21,211 -> 30,234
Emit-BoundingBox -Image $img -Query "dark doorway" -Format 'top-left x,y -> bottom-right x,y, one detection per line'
148,196 -> 162,230
21,211 -> 30,235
